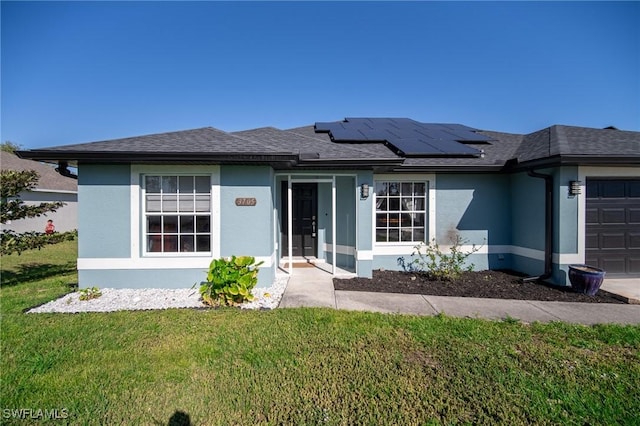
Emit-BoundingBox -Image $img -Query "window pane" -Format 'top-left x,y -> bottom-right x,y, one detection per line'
195,195 -> 210,212
195,176 -> 210,193
163,195 -> 177,212
179,176 -> 194,193
147,216 -> 162,233
388,229 -> 399,242
401,182 -> 412,195
375,182 -> 388,196
180,236 -> 194,252
376,197 -> 387,211
146,176 -> 161,193
179,195 -> 194,212
196,216 -> 210,233
146,195 -> 161,212
388,183 -> 400,196
376,213 -> 387,227
376,228 -> 387,242
414,198 -> 425,211
413,213 -> 425,227
389,213 -> 400,226
162,176 -> 177,193
164,235 -> 178,252
401,229 -> 413,242
180,216 -> 194,233
196,235 -> 211,252
414,228 -> 425,242
401,197 -> 413,211
148,235 -> 162,252
401,213 -> 412,227
414,183 -> 425,195
389,198 -> 400,211
163,216 -> 178,233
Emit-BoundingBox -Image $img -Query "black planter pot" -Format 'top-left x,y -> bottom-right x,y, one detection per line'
568,265 -> 606,296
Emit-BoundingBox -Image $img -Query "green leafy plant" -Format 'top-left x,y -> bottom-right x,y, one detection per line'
199,256 -> 264,307
398,235 -> 483,281
78,286 -> 102,301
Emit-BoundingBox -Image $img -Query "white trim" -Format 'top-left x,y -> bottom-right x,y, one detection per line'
79,252 -> 275,270
356,250 -> 373,261
576,166 -> 640,267
332,175 -> 337,275
32,189 -> 78,195
323,243 -> 356,256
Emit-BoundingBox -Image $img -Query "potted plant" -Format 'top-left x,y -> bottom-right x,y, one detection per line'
568,265 -> 606,296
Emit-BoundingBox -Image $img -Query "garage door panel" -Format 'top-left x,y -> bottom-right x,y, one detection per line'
601,258 -> 626,273
601,181 -> 626,198
601,208 -> 626,224
586,178 -> 640,276
600,233 -> 625,249
585,208 -> 599,224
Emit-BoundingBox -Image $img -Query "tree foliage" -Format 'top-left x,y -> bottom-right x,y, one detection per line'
1,141 -> 23,153
1,169 -> 76,255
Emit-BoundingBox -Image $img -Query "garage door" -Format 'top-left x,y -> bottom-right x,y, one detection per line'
585,179 -> 640,276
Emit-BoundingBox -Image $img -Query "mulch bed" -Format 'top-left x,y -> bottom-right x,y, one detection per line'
333,270 -> 625,304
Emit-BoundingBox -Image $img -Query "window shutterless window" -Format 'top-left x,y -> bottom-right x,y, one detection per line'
144,175 -> 211,253
375,181 -> 426,243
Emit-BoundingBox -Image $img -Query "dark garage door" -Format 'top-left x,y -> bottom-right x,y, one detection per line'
585,179 -> 640,276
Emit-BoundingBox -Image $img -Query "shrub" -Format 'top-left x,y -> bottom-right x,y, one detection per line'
79,286 -> 102,301
398,235 -> 483,281
199,256 -> 264,307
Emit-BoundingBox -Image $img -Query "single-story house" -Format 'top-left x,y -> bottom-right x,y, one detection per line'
1,151 -> 78,233
17,118 -> 640,288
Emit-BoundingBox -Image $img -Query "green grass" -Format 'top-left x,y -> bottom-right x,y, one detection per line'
2,243 -> 640,424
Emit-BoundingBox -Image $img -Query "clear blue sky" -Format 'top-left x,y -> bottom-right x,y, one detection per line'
2,1 -> 639,149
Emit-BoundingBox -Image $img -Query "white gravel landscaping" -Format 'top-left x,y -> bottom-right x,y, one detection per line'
27,275 -> 289,313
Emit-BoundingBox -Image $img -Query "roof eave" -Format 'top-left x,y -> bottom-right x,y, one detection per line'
505,154 -> 640,171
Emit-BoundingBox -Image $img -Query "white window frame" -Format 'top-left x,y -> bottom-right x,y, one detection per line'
373,174 -> 436,253
130,165 -> 220,266
142,174 -> 213,256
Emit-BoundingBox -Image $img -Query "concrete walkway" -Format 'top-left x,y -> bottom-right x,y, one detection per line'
279,269 -> 640,325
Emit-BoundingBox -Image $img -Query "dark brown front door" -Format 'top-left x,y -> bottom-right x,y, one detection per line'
585,179 -> 640,276
281,182 -> 317,257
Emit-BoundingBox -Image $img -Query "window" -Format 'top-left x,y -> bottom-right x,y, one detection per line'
144,175 -> 211,253
375,181 -> 426,243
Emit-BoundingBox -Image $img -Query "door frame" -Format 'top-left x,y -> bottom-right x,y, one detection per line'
281,181 -> 318,258
277,173 -> 358,276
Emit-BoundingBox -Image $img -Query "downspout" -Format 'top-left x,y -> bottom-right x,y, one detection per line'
523,169 -> 553,282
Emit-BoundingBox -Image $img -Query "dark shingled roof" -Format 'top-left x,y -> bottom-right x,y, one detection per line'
16,119 -> 640,172
0,151 -> 77,192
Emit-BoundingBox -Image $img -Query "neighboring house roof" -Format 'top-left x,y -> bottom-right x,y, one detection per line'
0,151 -> 77,192
16,119 -> 640,172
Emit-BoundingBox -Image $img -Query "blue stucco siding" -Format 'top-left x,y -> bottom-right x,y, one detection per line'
436,174 -> 511,246
219,166 -> 274,258
553,166 -> 579,254
510,171 -> 545,252
78,164 -> 131,258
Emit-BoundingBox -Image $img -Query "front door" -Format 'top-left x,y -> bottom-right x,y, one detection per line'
281,182 -> 317,257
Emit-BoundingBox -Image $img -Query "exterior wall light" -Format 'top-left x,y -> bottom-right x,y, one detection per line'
360,183 -> 370,199
569,180 -> 582,196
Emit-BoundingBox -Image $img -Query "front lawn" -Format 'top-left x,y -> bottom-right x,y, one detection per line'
1,243 -> 639,424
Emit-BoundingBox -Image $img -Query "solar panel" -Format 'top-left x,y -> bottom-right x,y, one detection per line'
314,118 -> 490,157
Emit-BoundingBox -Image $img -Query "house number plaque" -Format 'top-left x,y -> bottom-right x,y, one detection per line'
235,197 -> 257,206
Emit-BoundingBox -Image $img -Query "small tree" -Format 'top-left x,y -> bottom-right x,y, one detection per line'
1,141 -> 23,153
1,169 -> 75,255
